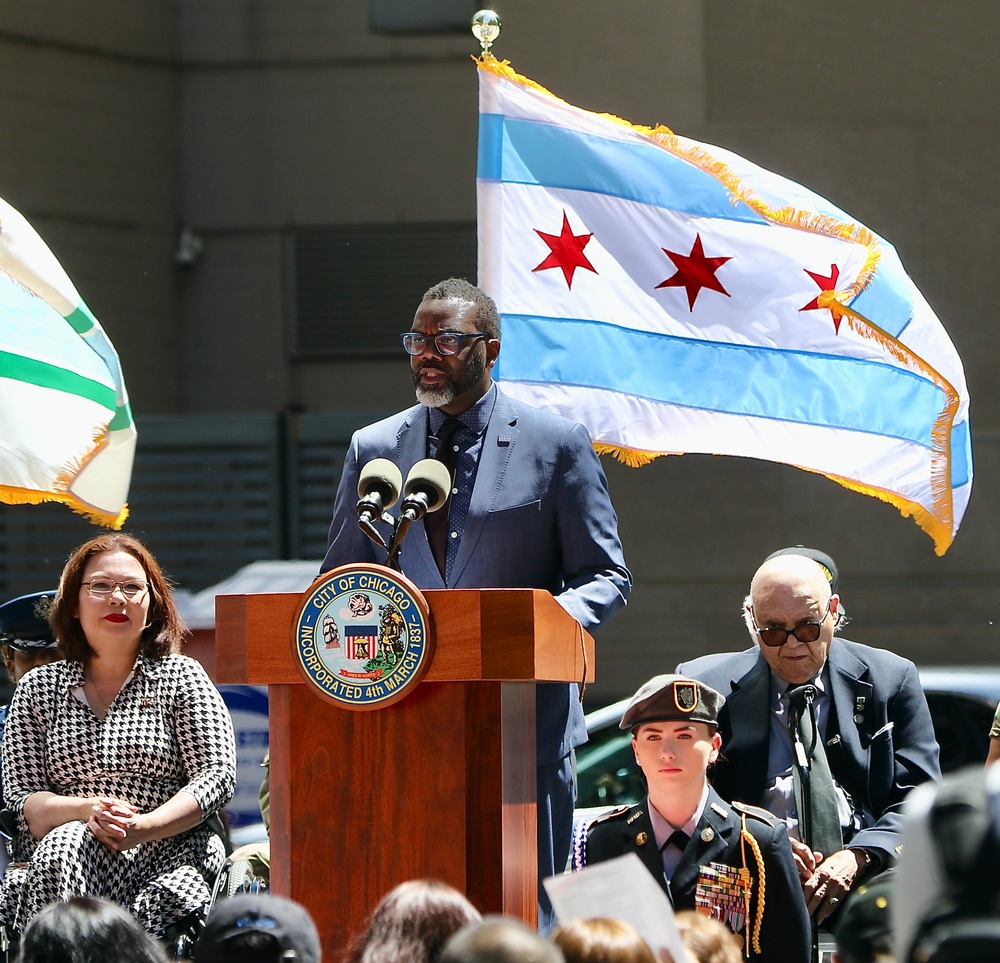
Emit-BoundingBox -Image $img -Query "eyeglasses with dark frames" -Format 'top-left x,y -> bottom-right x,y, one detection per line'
750,600 -> 831,647
82,579 -> 148,600
400,332 -> 488,356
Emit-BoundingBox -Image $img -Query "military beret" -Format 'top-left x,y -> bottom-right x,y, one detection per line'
764,545 -> 839,593
619,674 -> 725,730
0,592 -> 59,651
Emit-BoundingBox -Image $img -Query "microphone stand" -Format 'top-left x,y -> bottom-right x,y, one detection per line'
356,510 -> 403,571
384,515 -> 409,571
790,686 -> 819,963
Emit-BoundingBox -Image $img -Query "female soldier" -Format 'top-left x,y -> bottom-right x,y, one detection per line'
574,674 -> 809,963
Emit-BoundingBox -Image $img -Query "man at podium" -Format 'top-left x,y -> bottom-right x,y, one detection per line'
321,277 -> 632,930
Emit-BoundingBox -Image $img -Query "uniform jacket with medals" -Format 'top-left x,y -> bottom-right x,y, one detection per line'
580,788 -> 810,963
678,640 -> 941,867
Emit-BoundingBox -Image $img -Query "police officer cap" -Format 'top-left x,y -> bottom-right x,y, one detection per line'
0,592 -> 59,652
835,875 -> 893,963
619,674 -> 725,730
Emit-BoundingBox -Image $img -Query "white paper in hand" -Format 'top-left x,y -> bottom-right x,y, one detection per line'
543,853 -> 687,962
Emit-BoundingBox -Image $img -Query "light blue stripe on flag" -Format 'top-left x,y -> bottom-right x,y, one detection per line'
951,420 -> 971,488
478,114 -> 769,224
498,315 -> 944,447
848,253 -> 916,340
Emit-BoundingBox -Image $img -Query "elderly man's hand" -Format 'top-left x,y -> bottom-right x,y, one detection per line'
788,837 -> 821,883
804,849 -> 865,923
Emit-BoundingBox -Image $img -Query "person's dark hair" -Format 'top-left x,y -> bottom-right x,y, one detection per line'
50,533 -> 186,662
551,918 -> 657,963
17,896 -> 167,963
346,879 -> 481,963
421,279 -> 501,342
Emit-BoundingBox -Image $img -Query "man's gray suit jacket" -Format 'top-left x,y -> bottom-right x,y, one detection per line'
321,389 -> 632,763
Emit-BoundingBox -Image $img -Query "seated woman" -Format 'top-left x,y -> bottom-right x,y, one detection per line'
573,675 -> 810,963
0,533 -> 237,941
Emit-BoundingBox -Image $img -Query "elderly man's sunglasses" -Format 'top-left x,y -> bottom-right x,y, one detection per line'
750,600 -> 831,647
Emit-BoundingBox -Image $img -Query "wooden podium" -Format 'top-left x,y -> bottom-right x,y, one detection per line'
215,585 -> 595,955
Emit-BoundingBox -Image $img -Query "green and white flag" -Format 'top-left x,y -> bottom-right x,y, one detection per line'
0,194 -> 135,528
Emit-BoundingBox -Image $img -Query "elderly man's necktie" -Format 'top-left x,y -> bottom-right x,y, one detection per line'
787,684 -> 844,859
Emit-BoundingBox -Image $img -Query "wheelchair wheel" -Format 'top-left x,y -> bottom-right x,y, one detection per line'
224,856 -> 267,897
209,850 -> 269,909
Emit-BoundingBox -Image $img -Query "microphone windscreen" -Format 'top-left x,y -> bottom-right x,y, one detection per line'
787,684 -> 817,709
403,458 -> 452,513
357,458 -> 403,508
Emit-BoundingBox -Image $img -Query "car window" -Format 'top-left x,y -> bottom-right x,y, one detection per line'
576,724 -> 644,808
925,691 -> 994,773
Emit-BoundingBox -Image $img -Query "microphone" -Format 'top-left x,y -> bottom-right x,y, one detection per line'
356,459 -> 403,525
787,684 -> 818,767
787,684 -> 817,711
399,459 -> 452,522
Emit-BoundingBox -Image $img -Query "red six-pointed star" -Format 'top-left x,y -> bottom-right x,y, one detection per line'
800,263 -> 846,334
532,211 -> 598,289
656,234 -> 732,311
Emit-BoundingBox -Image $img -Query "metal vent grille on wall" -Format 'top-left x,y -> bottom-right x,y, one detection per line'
0,425 -> 283,599
291,222 -> 477,359
369,0 -> 480,34
0,411 -> 380,599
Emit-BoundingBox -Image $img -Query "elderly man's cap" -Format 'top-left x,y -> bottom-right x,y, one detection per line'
0,592 -> 58,652
835,874 -> 893,963
764,546 -> 838,593
195,894 -> 321,963
619,674 -> 726,730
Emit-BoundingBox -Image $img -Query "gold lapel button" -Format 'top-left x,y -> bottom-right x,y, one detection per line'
635,832 -> 648,846
701,828 -> 714,842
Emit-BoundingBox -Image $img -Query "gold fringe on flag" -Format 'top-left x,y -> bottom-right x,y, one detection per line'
0,423 -> 130,530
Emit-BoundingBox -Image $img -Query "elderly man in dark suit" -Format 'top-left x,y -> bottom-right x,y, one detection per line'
321,278 -> 631,929
678,548 -> 940,926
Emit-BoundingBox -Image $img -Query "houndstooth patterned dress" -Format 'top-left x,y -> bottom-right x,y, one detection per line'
0,654 -> 236,936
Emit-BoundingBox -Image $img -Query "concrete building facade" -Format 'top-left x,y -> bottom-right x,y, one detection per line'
1,2 -> 998,704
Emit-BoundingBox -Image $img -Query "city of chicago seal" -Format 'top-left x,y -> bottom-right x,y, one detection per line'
292,563 -> 433,710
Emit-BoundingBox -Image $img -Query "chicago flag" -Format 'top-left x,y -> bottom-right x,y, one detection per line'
476,58 -> 971,555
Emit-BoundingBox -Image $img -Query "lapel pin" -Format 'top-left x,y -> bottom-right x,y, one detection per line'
701,827 -> 715,842
497,435 -> 511,447
635,832 -> 648,846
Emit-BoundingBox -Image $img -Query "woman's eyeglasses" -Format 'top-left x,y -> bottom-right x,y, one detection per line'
82,579 -> 148,599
